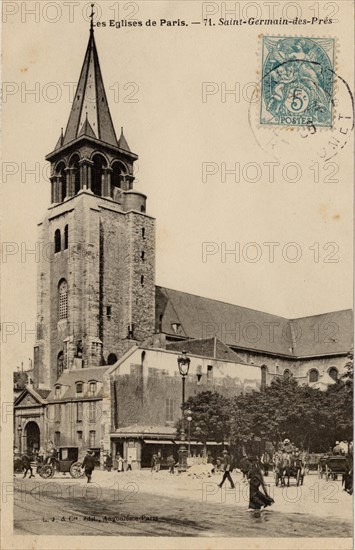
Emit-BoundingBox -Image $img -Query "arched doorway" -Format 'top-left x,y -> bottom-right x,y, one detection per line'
25,421 -> 40,453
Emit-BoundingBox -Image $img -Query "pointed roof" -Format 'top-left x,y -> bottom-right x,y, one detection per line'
78,114 -> 96,139
14,386 -> 50,407
54,128 -> 64,150
118,127 -> 131,152
62,28 -> 118,147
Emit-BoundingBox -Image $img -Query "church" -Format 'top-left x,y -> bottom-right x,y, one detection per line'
14,21 -> 353,468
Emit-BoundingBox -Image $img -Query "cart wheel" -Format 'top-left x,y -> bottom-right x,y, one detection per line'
39,464 -> 54,479
70,461 -> 84,479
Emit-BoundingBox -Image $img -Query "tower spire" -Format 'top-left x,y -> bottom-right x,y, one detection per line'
60,19 -> 118,147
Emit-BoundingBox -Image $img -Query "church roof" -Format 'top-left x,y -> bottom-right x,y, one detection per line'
166,337 -> 247,363
62,28 -> 118,147
155,286 -> 353,358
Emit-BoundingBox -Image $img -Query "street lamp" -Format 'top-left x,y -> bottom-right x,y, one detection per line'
17,423 -> 22,453
177,351 -> 191,472
186,409 -> 192,457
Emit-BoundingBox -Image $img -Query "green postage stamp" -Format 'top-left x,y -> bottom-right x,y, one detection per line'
261,36 -> 335,127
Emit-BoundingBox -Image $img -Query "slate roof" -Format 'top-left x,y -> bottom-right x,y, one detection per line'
47,366 -> 109,401
36,389 -> 51,399
61,28 -> 118,147
117,127 -> 131,152
166,337 -> 247,363
291,310 -> 353,357
156,286 -> 353,358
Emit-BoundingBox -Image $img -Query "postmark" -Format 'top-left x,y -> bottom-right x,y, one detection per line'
248,37 -> 354,165
260,37 -> 335,128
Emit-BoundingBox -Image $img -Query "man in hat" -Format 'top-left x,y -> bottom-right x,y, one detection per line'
218,449 -> 235,489
282,439 -> 293,454
82,450 -> 95,483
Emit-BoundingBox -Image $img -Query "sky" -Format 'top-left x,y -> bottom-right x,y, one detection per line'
2,1 -> 354,370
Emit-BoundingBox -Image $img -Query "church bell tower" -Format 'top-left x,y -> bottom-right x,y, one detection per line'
33,17 -> 155,389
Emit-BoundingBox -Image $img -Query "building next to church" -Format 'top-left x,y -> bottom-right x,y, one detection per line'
14,22 -> 353,466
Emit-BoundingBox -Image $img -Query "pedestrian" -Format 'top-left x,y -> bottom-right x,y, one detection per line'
247,456 -> 274,513
82,450 -> 95,483
260,451 -> 270,476
117,452 -> 124,473
126,455 -> 133,471
240,454 -> 251,480
22,451 -> 35,478
343,453 -> 353,495
151,454 -> 157,473
167,455 -> 175,474
155,451 -> 162,472
218,450 -> 235,489
105,453 -> 113,472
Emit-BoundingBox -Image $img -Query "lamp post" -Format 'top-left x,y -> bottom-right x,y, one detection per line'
186,409 -> 192,457
17,424 -> 22,453
177,351 -> 191,472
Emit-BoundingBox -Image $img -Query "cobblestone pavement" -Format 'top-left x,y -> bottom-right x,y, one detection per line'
13,469 -> 353,537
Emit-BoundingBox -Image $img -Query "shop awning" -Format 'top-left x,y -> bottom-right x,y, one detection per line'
143,439 -> 175,445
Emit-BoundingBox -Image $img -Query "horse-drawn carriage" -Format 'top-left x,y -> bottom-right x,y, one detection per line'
273,453 -> 305,487
319,455 -> 349,481
37,446 -> 84,479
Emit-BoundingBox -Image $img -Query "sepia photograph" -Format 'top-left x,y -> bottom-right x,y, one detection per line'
1,1 -> 354,548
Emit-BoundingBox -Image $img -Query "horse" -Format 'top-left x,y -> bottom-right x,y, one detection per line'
273,452 -> 290,487
283,456 -> 305,487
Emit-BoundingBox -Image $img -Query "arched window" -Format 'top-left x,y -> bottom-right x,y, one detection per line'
64,225 -> 68,250
57,352 -> 64,378
141,351 -> 146,366
141,275 -> 144,286
54,229 -> 61,253
92,154 -> 106,197
141,227 -> 145,239
70,154 -> 81,195
260,365 -> 267,389
329,367 -> 338,381
107,353 -> 117,365
309,369 -> 319,383
56,162 -> 67,202
283,369 -> 291,380
58,279 -> 68,320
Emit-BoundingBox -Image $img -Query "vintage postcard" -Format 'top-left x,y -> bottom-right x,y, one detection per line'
1,1 -> 354,549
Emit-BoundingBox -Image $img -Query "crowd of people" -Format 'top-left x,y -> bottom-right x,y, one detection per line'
15,437 -> 353,507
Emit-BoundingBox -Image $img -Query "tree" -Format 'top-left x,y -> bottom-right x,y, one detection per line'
228,376 -> 332,453
175,391 -> 230,456
322,350 -> 353,448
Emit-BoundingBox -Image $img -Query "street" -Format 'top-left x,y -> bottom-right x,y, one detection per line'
13,468 -> 353,537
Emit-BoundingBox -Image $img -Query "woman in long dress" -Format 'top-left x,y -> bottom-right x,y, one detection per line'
248,457 -> 274,511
